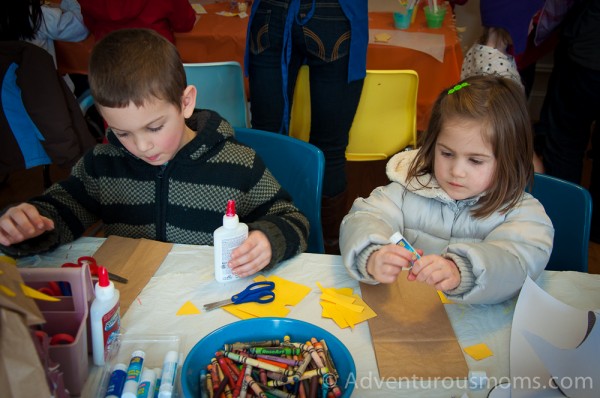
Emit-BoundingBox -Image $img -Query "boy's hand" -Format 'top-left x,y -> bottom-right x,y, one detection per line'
408,254 -> 460,291
0,203 -> 55,246
366,244 -> 419,283
228,230 -> 272,278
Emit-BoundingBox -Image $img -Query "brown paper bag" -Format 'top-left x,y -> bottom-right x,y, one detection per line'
0,261 -> 52,397
360,272 -> 469,379
92,236 -> 173,314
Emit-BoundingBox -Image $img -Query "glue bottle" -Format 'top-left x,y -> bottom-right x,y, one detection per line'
214,199 -> 248,282
90,266 -> 121,366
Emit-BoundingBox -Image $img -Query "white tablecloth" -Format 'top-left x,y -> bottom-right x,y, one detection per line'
19,237 -> 600,397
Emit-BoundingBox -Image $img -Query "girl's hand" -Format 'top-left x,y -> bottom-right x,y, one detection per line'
228,230 -> 272,277
408,254 -> 460,291
366,244 -> 418,283
0,203 -> 55,246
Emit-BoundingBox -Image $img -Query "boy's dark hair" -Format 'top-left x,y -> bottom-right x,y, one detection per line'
89,28 -> 187,111
407,75 -> 534,219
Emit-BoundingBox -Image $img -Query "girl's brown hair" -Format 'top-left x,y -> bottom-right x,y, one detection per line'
407,75 -> 533,218
89,28 -> 187,111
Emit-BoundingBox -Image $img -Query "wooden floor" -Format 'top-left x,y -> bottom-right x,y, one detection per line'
2,161 -> 599,274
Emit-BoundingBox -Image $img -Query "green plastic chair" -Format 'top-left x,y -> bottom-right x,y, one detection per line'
528,173 -> 592,272
234,127 -> 325,254
183,61 -> 249,128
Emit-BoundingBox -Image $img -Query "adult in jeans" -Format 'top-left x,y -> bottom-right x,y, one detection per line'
535,0 -> 600,241
244,0 -> 368,254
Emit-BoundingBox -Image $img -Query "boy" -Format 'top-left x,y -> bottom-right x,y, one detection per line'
0,28 -> 309,277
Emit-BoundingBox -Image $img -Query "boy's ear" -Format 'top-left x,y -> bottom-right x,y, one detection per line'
182,85 -> 197,118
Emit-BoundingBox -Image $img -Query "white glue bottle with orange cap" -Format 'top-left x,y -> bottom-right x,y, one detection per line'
91,266 -> 121,365
214,199 -> 248,282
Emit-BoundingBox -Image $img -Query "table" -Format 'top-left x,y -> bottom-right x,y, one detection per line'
18,237 -> 600,397
54,2 -> 461,132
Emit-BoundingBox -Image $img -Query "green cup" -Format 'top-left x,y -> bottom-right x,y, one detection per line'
424,5 -> 446,29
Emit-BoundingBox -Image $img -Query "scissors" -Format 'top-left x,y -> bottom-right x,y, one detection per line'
203,281 -> 276,311
62,256 -> 128,284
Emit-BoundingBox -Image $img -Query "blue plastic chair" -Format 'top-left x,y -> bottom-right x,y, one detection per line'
183,61 -> 249,128
528,173 -> 592,272
234,127 -> 325,254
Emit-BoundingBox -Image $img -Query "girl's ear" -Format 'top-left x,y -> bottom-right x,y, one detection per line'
182,85 -> 197,118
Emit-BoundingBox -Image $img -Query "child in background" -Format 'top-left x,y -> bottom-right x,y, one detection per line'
340,75 -> 554,304
460,27 -> 523,88
78,0 -> 196,43
0,28 -> 309,277
0,0 -> 89,92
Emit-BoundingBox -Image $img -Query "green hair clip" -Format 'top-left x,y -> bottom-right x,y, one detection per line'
447,82 -> 470,94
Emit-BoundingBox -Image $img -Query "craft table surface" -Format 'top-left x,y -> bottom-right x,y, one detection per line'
54,1 -> 461,132
17,237 -> 600,397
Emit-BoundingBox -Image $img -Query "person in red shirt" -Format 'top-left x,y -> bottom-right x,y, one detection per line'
78,0 -> 196,43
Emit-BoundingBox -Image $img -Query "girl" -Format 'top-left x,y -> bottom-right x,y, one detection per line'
339,75 -> 554,304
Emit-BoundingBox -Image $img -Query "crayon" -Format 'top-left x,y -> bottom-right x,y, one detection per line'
267,367 -> 329,387
248,347 -> 301,356
239,364 -> 253,398
256,354 -> 301,366
223,351 -> 285,374
246,375 -> 267,398
225,340 -> 281,351
292,352 -> 311,382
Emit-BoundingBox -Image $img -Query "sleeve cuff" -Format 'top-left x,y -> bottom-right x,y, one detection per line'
442,253 -> 476,296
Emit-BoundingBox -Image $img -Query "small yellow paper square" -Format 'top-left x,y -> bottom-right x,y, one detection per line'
463,343 -> 494,361
374,33 -> 392,43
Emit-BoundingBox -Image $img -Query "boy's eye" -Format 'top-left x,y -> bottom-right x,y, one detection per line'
114,131 -> 128,138
148,125 -> 163,132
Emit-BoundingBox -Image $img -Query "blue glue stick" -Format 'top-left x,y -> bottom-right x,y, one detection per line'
389,231 -> 421,268
122,350 -> 146,398
105,363 -> 127,398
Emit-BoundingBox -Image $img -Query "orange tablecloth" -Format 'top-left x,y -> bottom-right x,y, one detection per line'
55,2 -> 462,131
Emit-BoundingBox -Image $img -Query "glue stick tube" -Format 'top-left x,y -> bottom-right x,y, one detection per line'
389,231 -> 421,268
122,350 -> 146,398
158,351 -> 179,398
136,368 -> 157,398
104,363 -> 127,398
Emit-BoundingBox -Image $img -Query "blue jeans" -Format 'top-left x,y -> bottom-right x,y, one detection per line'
248,0 -> 364,197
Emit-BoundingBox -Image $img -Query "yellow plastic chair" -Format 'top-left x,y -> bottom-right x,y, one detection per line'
289,67 -> 419,161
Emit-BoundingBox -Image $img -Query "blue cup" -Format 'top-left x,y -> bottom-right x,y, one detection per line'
393,9 -> 413,29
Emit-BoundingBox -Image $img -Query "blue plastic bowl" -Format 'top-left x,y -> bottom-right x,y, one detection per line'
181,317 -> 356,397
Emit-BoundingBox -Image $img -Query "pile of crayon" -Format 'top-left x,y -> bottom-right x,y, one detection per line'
197,336 -> 343,398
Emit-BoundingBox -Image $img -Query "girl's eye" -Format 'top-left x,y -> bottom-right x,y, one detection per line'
441,151 -> 453,158
148,125 -> 163,132
470,158 -> 483,165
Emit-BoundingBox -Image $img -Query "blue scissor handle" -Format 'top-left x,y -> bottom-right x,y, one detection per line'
231,281 -> 275,305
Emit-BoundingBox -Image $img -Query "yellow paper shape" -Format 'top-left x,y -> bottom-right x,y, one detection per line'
318,284 -> 377,329
374,33 -> 392,43
20,283 -> 61,302
0,255 -> 16,265
0,284 -> 16,297
320,293 -> 364,313
437,290 -> 454,304
176,300 -> 201,316
321,301 -> 349,329
463,343 -> 494,361
224,275 -> 311,319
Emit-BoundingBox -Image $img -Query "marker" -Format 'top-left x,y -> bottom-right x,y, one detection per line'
122,350 -> 146,398
158,350 -> 179,398
104,363 -> 127,398
389,231 -> 421,268
136,368 -> 157,398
